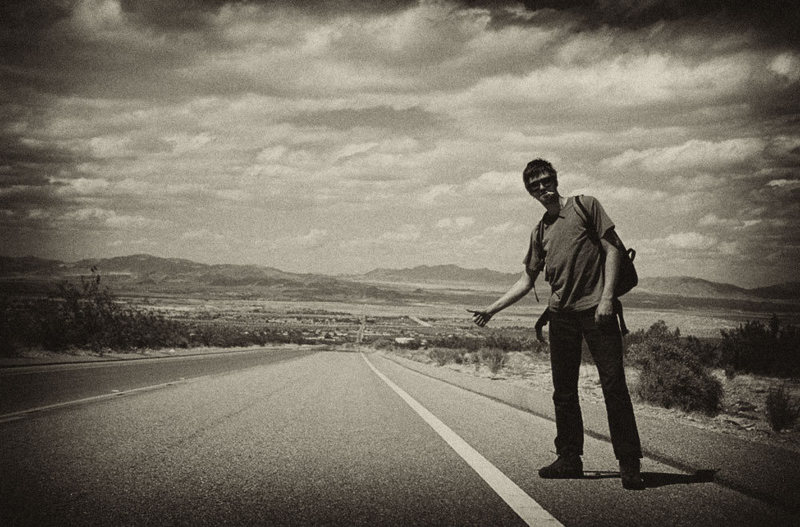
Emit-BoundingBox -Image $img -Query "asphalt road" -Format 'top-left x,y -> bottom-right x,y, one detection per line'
1,350 -> 796,526
0,347 -> 315,416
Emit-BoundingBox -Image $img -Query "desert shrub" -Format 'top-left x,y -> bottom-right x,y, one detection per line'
484,330 -> 539,353
4,269 -> 315,353
27,270 -> 188,353
720,315 -> 800,377
185,325 -> 308,348
684,335 -> 722,368
368,337 -> 395,350
634,339 -> 723,415
428,329 -> 544,355
428,333 -> 482,351
478,347 -> 507,374
765,384 -> 800,432
624,320 -> 720,367
428,347 -> 466,366
624,320 -> 681,359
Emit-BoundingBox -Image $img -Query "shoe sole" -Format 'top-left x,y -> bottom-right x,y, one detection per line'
538,470 -> 583,479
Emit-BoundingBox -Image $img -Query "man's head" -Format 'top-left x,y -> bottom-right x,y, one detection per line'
523,158 -> 558,204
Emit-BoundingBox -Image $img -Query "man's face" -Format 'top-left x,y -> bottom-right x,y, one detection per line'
524,172 -> 558,205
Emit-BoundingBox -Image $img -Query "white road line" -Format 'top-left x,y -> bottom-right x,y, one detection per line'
362,353 -> 563,527
0,378 -> 192,424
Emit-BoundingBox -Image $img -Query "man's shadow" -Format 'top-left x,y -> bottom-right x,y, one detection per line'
582,469 -> 717,488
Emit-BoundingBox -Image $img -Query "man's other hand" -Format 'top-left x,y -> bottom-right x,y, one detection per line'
467,309 -> 493,327
595,298 -> 615,324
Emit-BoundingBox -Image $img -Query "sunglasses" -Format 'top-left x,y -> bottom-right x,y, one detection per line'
525,175 -> 556,191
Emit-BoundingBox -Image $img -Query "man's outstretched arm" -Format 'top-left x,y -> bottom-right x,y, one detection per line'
468,270 -> 537,327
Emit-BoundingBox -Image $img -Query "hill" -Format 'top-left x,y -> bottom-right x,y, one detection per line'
636,276 -> 753,300
352,264 -> 798,302
1,255 -> 797,311
356,265 -> 516,286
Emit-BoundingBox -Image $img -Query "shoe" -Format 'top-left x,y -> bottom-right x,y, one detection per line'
619,458 -> 645,490
538,455 -> 583,479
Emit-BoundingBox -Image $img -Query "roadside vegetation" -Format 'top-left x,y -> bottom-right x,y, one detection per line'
0,269 -> 309,356
385,317 -> 800,433
2,269 -> 798,433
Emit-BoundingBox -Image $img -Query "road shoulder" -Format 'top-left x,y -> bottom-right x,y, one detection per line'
376,350 -> 800,515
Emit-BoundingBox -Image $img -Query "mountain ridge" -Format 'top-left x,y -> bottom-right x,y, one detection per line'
347,264 -> 799,301
1,254 -> 797,301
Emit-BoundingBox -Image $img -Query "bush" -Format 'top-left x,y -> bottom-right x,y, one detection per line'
3,269 -> 314,353
368,337 -> 395,350
429,347 -> 466,366
478,347 -> 507,374
720,315 -> 800,377
624,320 -> 680,361
427,328 -> 544,355
765,384 -> 799,432
428,333 -> 482,352
629,321 -> 723,416
636,348 -> 723,415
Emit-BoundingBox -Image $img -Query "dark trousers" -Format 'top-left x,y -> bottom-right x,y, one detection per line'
548,307 -> 642,460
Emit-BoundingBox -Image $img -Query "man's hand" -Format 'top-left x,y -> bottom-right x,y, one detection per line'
595,297 -> 615,324
467,309 -> 493,327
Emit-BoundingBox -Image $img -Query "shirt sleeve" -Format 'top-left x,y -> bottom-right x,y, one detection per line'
584,195 -> 615,239
523,223 -> 545,276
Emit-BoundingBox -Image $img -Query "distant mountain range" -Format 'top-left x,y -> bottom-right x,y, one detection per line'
1,254 -> 798,305
348,264 -> 800,301
0,254 -> 310,286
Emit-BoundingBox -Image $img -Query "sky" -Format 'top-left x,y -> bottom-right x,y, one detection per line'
1,0 -> 799,288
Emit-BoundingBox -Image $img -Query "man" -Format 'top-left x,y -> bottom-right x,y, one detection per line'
468,159 -> 644,490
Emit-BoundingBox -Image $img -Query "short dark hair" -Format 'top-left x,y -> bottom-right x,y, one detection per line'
523,159 -> 557,181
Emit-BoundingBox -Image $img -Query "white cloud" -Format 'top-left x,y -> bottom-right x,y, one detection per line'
166,133 -> 214,154
464,171 -> 520,195
53,177 -> 110,196
104,214 -> 167,229
436,216 -> 475,230
717,241 -> 739,255
587,186 -> 670,203
768,179 -> 800,189
215,189 -> 251,202
663,232 -> 718,250
443,52 -> 753,114
256,145 -> 288,163
181,229 -> 228,242
769,52 -> 800,82
419,184 -> 457,205
604,138 -> 764,174
335,142 -> 379,160
698,214 -> 740,228
295,228 -> 328,247
485,221 -> 521,236
88,135 -> 131,158
379,224 -> 421,242
61,207 -> 168,229
669,173 -> 727,190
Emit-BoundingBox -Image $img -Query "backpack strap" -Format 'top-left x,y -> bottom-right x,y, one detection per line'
573,195 -> 596,240
574,194 -> 631,336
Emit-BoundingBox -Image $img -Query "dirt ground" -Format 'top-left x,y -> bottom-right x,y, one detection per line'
398,349 -> 800,455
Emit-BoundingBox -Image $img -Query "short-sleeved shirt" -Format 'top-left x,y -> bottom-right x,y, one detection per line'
523,195 -> 615,312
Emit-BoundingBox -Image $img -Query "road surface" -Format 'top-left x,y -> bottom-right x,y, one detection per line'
1,349 -> 796,526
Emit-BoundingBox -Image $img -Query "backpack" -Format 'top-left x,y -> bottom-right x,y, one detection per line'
533,195 -> 638,341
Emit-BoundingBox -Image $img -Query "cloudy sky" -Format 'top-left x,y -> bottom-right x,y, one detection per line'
1,0 -> 799,287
